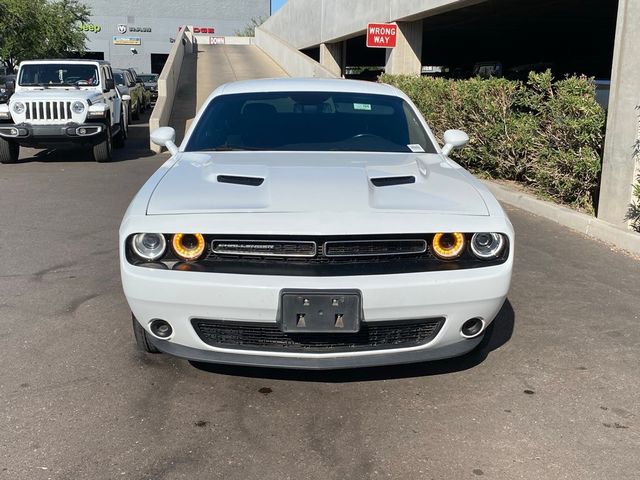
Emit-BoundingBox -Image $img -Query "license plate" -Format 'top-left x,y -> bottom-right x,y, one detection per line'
280,290 -> 362,333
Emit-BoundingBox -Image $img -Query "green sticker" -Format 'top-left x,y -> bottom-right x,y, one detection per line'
353,103 -> 372,111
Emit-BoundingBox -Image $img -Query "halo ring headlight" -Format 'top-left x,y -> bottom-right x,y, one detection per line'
471,233 -> 505,259
72,101 -> 85,114
13,102 -> 25,114
131,233 -> 166,261
172,233 -> 205,261
432,232 -> 465,260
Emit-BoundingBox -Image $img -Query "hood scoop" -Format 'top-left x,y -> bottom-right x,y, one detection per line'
370,176 -> 416,187
217,174 -> 264,187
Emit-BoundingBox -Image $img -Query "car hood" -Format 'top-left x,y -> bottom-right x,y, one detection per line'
146,151 -> 489,216
11,89 -> 103,103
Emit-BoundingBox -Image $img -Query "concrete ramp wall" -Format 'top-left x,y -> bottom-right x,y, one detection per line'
254,28 -> 338,79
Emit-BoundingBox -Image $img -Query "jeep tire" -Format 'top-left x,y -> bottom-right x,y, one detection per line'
113,114 -> 126,149
0,137 -> 19,164
93,124 -> 113,162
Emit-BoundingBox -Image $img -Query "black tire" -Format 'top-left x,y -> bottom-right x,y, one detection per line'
0,137 -> 19,164
93,124 -> 113,162
132,102 -> 140,121
113,115 -> 126,149
132,314 -> 161,354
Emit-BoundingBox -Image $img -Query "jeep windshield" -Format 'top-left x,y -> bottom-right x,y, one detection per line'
19,64 -> 100,87
185,91 -> 437,153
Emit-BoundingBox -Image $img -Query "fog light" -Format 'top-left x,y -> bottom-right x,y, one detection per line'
461,318 -> 484,338
149,319 -> 173,338
9,128 -> 18,136
78,127 -> 87,135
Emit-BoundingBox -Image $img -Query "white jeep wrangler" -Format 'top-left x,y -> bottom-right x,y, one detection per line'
0,59 -> 128,163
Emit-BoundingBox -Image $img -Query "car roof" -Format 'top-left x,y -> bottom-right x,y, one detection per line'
20,59 -> 111,66
218,77 -> 402,97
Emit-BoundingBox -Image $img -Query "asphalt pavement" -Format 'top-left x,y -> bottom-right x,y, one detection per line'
1,115 -> 639,479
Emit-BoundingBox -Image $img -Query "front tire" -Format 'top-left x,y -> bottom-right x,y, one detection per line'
0,137 -> 19,164
93,124 -> 113,162
132,315 -> 161,354
132,102 -> 140,121
113,115 -> 126,149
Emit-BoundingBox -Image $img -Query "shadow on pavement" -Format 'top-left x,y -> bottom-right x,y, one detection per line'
190,299 -> 515,383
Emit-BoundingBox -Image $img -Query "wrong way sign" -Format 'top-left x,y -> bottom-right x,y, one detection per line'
366,23 -> 397,48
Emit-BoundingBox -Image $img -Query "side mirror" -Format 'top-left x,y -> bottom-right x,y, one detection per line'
441,129 -> 469,156
121,94 -> 131,102
151,127 -> 178,155
104,78 -> 115,92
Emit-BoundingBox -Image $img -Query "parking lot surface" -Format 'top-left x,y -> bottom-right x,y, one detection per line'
1,118 -> 639,479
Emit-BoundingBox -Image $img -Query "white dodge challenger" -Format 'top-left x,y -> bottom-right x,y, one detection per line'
120,78 -> 513,369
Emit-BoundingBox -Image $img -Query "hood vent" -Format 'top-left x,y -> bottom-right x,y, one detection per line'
217,175 -> 264,187
370,176 -> 416,187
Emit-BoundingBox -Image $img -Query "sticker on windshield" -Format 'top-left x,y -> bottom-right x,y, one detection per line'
408,144 -> 425,153
353,103 -> 372,111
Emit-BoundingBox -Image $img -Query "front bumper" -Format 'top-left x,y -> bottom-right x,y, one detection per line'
0,122 -> 106,147
122,258 -> 512,369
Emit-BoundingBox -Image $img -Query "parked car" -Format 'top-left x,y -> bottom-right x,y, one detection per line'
125,68 -> 151,112
113,69 -> 144,121
0,59 -> 127,163
138,73 -> 158,102
0,75 -> 16,104
121,78 -> 514,369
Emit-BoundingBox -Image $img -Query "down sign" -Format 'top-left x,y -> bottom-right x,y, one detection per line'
366,23 -> 397,48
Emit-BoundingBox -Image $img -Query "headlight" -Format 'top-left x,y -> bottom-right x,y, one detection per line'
431,232 -> 465,260
471,233 -> 505,259
72,101 -> 85,114
131,233 -> 167,261
172,233 -> 205,261
12,102 -> 25,114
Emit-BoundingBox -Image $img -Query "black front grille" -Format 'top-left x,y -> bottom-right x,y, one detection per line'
324,239 -> 427,257
191,318 -> 445,353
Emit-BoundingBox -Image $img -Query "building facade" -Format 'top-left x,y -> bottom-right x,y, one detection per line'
79,0 -> 269,74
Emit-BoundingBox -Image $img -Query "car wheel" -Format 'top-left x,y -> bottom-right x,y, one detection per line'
132,314 -> 161,354
113,115 -> 126,149
0,137 -> 19,164
132,102 -> 140,121
93,124 -> 113,162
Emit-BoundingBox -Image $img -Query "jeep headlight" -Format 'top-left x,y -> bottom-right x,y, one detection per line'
72,101 -> 85,114
12,102 -> 25,114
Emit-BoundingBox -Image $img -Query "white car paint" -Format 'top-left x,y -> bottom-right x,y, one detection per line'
120,78 -> 514,369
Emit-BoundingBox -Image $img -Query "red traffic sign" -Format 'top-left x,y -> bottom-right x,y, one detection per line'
366,23 -> 397,48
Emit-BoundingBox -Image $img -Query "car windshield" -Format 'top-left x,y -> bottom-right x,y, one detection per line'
185,91 -> 437,153
114,72 -> 126,86
19,64 -> 99,87
138,74 -> 158,82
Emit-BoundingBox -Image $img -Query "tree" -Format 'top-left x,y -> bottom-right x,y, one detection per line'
0,0 -> 91,71
235,16 -> 266,37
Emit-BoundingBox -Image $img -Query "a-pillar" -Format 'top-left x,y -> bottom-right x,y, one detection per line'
319,42 -> 343,77
384,21 -> 423,75
598,0 -> 640,226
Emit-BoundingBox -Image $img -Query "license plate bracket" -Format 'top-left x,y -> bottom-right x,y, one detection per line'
279,289 -> 362,333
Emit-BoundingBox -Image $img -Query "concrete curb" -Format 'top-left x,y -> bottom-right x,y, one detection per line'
483,180 -> 640,256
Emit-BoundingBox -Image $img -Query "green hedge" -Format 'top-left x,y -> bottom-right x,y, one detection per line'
379,71 -> 606,213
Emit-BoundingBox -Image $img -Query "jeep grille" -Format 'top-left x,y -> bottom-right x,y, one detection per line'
25,101 -> 73,123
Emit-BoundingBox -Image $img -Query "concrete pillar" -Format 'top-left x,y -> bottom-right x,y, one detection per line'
597,0 -> 640,226
319,42 -> 343,77
385,21 -> 423,75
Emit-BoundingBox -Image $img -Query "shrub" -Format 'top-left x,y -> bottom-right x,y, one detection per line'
379,71 -> 606,213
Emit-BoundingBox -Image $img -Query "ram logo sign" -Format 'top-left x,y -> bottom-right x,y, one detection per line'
117,24 -> 127,34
